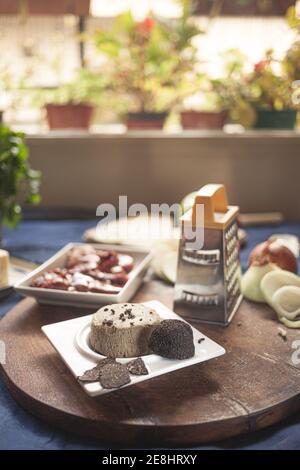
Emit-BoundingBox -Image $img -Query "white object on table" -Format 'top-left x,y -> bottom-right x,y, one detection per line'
42,300 -> 225,397
15,243 -> 153,308
0,249 -> 9,288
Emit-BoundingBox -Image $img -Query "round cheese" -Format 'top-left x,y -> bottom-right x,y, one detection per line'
90,303 -> 161,358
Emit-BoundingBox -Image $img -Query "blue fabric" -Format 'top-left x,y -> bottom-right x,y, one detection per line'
0,220 -> 300,450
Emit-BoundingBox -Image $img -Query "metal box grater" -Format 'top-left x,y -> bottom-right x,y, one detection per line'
174,184 -> 242,326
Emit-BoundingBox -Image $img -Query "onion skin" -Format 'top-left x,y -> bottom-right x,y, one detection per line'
248,240 -> 298,274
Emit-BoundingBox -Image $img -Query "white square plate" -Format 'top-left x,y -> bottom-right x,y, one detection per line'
42,300 -> 225,397
15,243 -> 152,308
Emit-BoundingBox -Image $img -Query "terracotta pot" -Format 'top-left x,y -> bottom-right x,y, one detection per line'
45,103 -> 94,130
254,109 -> 297,130
126,112 -> 167,130
181,111 -> 227,130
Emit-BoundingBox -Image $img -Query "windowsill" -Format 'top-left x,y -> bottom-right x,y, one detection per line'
5,123 -> 298,139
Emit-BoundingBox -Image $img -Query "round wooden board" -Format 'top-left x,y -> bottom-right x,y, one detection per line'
1,279 -> 300,447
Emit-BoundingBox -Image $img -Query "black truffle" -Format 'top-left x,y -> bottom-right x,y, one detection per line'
126,357 -> 149,376
78,366 -> 101,382
149,319 -> 195,360
78,357 -> 116,382
97,357 -> 116,371
99,362 -> 131,389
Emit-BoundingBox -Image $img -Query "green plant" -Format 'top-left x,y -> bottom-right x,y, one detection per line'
199,46 -> 298,128
92,2 -> 203,114
283,40 -> 300,81
286,4 -> 300,32
0,126 -> 41,235
195,49 -> 256,127
283,5 -> 300,81
0,66 -> 12,97
31,68 -> 109,107
247,51 -> 297,111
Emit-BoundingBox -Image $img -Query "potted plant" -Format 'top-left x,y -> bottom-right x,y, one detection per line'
180,49 -> 255,130
0,126 -> 41,246
180,78 -> 228,129
247,51 -> 298,129
180,99 -> 228,130
33,68 -> 108,130
92,3 -> 203,130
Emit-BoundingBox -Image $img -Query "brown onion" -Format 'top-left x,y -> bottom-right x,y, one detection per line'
248,239 -> 298,274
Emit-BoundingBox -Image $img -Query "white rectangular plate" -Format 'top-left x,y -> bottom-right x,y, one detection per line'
42,300 -> 225,397
15,243 -> 152,307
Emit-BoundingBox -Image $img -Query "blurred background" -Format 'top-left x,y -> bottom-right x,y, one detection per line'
1,0 -> 300,224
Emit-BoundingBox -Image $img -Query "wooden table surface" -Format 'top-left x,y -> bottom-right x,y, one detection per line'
1,278 -> 300,447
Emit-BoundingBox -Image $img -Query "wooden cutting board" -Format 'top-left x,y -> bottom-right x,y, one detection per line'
1,278 -> 300,447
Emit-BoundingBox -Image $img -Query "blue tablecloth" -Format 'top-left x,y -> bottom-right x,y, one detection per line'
1,220 -> 300,450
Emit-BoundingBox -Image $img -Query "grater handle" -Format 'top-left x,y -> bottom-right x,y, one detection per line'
192,184 -> 228,226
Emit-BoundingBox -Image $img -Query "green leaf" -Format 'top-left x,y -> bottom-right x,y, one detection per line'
27,193 -> 41,205
115,11 -> 136,34
0,126 -> 41,229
